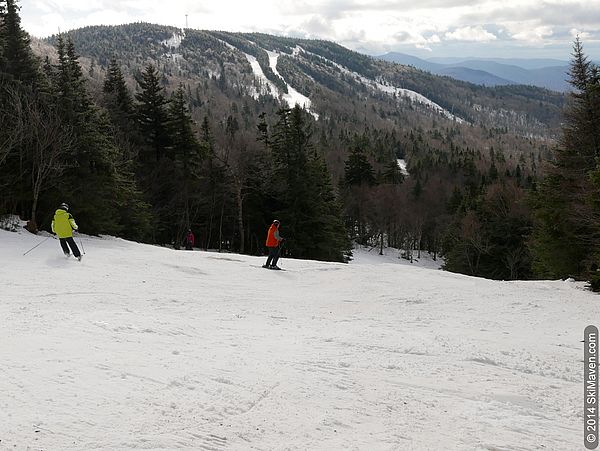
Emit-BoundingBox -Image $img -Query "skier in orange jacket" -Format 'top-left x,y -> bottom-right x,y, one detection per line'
263,219 -> 283,270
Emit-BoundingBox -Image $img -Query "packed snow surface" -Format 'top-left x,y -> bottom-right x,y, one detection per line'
161,31 -> 186,68
242,53 -> 279,100
1,229 -> 597,450
241,49 -> 317,119
397,159 -> 409,176
161,31 -> 185,50
265,50 -> 316,117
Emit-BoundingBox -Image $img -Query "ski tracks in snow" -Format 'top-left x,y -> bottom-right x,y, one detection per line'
0,230 -> 597,449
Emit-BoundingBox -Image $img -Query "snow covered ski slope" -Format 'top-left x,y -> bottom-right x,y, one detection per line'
1,229 -> 598,450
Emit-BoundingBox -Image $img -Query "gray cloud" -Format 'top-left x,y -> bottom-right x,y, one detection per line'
301,15 -> 335,36
460,2 -> 600,27
19,0 -> 600,59
281,0 -> 482,17
393,31 -> 412,43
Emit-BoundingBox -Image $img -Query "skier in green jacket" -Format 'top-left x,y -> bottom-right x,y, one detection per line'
51,203 -> 82,260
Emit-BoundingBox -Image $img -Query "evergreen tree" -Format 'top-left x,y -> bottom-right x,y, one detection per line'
170,85 -> 204,172
199,114 -> 230,250
562,38 -> 600,168
49,37 -> 151,237
380,160 -> 404,185
343,140 -> 375,187
265,106 -> 350,261
53,36 -> 91,122
488,161 -> 499,180
66,38 -> 85,93
132,64 -> 179,243
530,39 -> 600,281
341,137 -> 380,245
306,155 -> 352,261
412,178 -> 423,198
0,1 -> 65,226
0,0 -> 38,86
103,58 -> 133,130
135,64 -> 171,163
168,85 -> 205,239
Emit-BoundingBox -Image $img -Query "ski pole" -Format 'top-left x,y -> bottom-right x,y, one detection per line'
279,240 -> 285,267
23,236 -> 51,256
78,236 -> 85,254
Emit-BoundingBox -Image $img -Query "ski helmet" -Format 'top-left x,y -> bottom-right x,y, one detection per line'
59,202 -> 69,211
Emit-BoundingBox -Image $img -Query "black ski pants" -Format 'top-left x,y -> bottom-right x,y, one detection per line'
59,237 -> 81,258
265,246 -> 280,267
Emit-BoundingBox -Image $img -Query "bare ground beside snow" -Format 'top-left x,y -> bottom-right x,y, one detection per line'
0,229 -> 597,450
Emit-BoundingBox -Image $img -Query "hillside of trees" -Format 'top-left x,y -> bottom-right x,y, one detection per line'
2,1 -> 600,288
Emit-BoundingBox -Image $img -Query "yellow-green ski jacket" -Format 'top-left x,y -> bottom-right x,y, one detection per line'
51,209 -> 78,238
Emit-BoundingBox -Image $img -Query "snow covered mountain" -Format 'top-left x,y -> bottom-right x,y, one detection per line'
1,227 -> 596,449
37,24 -> 566,139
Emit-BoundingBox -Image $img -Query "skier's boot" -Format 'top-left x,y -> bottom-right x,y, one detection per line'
262,264 -> 269,268
270,265 -> 281,270
64,252 -> 70,258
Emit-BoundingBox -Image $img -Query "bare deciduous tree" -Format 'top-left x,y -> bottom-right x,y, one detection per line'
16,94 -> 74,232
0,84 -> 24,167
216,130 -> 263,254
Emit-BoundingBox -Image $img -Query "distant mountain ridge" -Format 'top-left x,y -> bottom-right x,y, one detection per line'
427,56 -> 568,70
378,52 -> 571,92
438,67 -> 515,86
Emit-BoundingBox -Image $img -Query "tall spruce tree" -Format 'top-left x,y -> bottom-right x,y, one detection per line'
48,37 -> 150,237
265,106 -> 350,262
530,38 -> 600,281
133,64 -> 178,243
200,115 -> 231,250
0,1 -> 64,226
168,85 -> 205,239
341,137 -> 377,244
101,58 -> 140,174
344,140 -> 375,187
103,58 -> 133,131
306,154 -> 352,261
380,160 -> 404,185
135,64 -> 171,164
0,0 -> 38,86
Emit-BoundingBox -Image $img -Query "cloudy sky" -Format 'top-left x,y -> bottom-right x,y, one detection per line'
20,0 -> 600,60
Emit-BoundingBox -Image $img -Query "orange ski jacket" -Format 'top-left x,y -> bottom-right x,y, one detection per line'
266,224 -> 282,248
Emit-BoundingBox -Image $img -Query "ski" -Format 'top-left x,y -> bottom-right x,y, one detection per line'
251,264 -> 287,271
